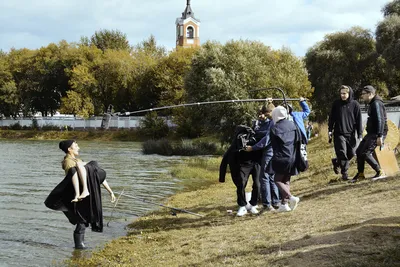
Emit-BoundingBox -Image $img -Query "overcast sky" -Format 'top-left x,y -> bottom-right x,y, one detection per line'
0,0 -> 391,56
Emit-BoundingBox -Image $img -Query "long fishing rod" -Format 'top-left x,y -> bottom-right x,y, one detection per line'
107,188 -> 125,227
115,98 -> 303,116
120,193 -> 204,217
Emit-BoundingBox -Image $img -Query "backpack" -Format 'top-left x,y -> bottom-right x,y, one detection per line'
294,123 -> 309,172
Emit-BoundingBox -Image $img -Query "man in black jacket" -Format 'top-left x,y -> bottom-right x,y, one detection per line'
328,85 -> 363,180
350,85 -> 388,182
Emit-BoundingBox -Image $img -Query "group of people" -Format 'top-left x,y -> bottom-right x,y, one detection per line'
329,85 -> 387,183
221,84 -> 388,217
220,97 -> 310,216
45,84 -> 388,248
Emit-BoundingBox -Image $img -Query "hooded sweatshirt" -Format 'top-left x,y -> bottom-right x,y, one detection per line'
328,86 -> 363,137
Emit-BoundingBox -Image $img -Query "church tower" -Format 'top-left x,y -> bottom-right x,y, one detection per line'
176,0 -> 200,48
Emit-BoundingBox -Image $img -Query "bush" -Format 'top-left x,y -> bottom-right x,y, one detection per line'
138,112 -> 169,139
32,118 -> 39,130
142,139 -> 173,156
8,122 -> 22,130
41,123 -> 61,131
142,139 -> 220,156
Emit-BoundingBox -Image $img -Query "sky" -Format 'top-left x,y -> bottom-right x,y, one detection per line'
0,0 -> 392,56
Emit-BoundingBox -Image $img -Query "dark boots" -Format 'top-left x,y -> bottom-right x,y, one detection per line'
73,223 -> 87,249
73,233 -> 86,249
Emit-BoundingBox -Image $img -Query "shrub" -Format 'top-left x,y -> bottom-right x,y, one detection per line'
138,112 -> 169,139
142,139 -> 220,156
8,122 -> 22,130
142,139 -> 173,156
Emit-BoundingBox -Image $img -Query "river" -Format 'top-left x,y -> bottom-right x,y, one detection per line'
0,140 -> 184,267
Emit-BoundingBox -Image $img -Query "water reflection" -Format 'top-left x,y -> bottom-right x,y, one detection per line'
0,140 -> 184,267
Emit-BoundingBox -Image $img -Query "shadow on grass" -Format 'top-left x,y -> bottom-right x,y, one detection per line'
187,216 -> 400,267
298,175 -> 399,201
126,204 -> 259,234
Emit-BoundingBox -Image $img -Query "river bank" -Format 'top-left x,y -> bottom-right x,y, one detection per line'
0,129 -> 142,141
67,134 -> 400,267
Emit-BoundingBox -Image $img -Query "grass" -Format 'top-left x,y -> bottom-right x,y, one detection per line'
66,124 -> 400,267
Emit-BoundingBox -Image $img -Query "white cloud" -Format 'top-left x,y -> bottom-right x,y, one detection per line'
0,0 -> 391,56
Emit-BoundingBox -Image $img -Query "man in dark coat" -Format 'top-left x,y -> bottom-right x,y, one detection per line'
219,125 -> 262,216
328,85 -> 363,180
350,85 -> 388,182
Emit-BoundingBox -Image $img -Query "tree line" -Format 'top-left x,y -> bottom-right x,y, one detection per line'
0,0 -> 399,138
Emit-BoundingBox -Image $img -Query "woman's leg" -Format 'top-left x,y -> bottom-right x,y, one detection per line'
275,173 -> 291,204
77,163 -> 89,199
71,173 -> 80,203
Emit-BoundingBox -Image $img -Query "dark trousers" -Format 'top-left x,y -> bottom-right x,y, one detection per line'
232,162 -> 260,207
274,173 -> 292,205
334,134 -> 356,175
356,133 -> 380,173
74,223 -> 86,234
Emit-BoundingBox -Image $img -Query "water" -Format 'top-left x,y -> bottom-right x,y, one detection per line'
0,140 -> 185,267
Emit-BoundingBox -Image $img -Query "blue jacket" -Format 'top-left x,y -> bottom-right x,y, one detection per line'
251,118 -> 274,160
290,101 -> 310,143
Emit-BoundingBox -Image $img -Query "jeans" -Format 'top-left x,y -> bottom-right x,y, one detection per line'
260,158 -> 280,207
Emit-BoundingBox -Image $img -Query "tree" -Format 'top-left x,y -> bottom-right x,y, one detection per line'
382,0 -> 400,17
184,40 -> 312,142
83,29 -> 131,52
305,27 -> 386,121
130,36 -> 167,110
59,90 -> 94,118
376,15 -> 400,68
0,53 -> 19,116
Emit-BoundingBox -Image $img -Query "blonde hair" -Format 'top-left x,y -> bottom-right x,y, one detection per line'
339,85 -> 350,93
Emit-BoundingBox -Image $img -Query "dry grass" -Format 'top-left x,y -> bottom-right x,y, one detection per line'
67,125 -> 400,267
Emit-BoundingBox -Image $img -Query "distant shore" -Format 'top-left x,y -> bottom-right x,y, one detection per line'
0,129 -> 142,142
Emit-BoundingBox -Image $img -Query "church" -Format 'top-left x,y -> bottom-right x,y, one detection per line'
176,0 -> 200,48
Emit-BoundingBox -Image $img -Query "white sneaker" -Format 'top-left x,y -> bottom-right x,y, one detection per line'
289,196 -> 300,211
276,203 -> 291,212
237,206 -> 248,217
248,205 -> 259,214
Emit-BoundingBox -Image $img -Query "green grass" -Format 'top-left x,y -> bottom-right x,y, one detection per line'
66,124 -> 400,267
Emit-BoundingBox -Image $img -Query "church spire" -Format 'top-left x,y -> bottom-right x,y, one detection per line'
182,0 -> 195,19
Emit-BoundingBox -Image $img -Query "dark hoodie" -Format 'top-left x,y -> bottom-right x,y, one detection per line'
366,95 -> 388,137
328,86 -> 363,137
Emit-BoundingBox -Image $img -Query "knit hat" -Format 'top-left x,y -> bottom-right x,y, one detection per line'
271,106 -> 287,123
363,85 -> 376,94
59,139 -> 75,153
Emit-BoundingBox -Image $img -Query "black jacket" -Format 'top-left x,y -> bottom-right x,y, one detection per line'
270,119 -> 298,175
366,95 -> 388,137
219,125 -> 261,182
328,87 -> 363,137
44,161 -> 106,232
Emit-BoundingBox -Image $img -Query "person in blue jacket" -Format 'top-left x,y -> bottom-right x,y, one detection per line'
245,102 -> 280,211
287,97 -> 311,143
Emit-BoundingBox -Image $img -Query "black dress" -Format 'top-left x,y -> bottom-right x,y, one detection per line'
44,161 -> 106,232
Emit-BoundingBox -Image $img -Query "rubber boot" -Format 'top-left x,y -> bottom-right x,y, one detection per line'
73,233 -> 86,249
73,223 -> 87,249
